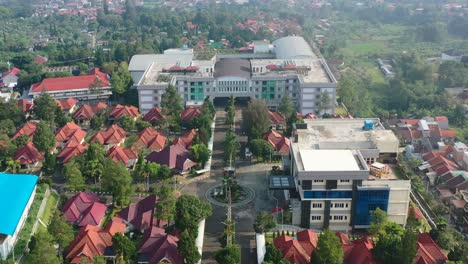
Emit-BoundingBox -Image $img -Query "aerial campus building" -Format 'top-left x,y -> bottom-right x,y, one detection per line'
129,36 -> 337,114
0,173 -> 39,260
271,118 -> 411,231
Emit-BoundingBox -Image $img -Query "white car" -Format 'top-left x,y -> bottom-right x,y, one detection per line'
245,147 -> 252,158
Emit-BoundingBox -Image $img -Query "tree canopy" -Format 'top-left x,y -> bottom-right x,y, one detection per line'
311,229 -> 343,264
33,122 -> 56,153
101,157 -> 133,206
242,100 -> 271,140
253,212 -> 276,234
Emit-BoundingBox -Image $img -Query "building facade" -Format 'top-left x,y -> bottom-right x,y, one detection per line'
130,36 -> 337,115
283,119 -> 410,231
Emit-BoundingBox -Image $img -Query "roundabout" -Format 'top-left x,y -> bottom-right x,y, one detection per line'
205,183 -> 255,207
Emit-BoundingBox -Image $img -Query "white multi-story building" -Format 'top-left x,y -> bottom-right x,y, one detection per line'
279,118 -> 410,231
129,36 -> 337,115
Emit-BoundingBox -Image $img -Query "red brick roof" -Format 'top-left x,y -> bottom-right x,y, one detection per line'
73,102 -> 108,120
62,190 -> 107,226
57,141 -> 88,163
180,106 -> 202,122
399,119 -> 419,127
91,125 -> 126,145
55,98 -> 77,111
274,235 -> 310,264
118,195 -> 156,232
55,122 -> 86,145
344,237 -> 377,264
138,226 -> 183,264
137,127 -> 167,151
17,99 -> 33,113
2,67 -> 20,78
12,122 -> 37,140
109,104 -> 140,119
106,146 -> 137,166
172,129 -> 197,149
146,145 -> 196,173
263,129 -> 291,155
434,116 -> 448,122
415,233 -> 447,264
66,217 -> 125,263
268,110 -> 286,125
31,68 -> 109,94
142,107 -> 164,122
303,113 -> 318,119
13,141 -> 43,165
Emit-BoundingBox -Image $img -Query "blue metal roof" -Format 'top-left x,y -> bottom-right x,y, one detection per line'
0,173 -> 38,236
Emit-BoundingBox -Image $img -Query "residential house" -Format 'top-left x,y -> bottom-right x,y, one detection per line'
1,67 -> 20,88
262,129 -> 291,155
450,190 -> 467,231
135,127 -> 167,152
145,145 -> 196,174
172,129 -> 197,149
65,217 -> 126,263
137,226 -> 183,264
12,122 -> 37,140
62,190 -> 107,227
117,195 -> 167,233
57,141 -> 88,163
72,102 -> 108,125
106,146 -> 138,168
13,142 -> 43,171
17,99 -> 34,117
28,68 -> 111,101
415,233 -> 448,264
34,55 -> 48,65
109,104 -> 140,120
55,98 -> 78,114
268,110 -> 286,129
342,236 -> 377,264
180,106 -> 202,123
90,125 -> 126,150
142,108 -> 164,124
273,229 -> 318,264
303,113 -> 318,119
55,122 -> 86,152
395,116 -> 456,149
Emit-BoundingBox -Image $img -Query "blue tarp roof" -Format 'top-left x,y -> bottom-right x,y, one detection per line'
0,173 -> 38,235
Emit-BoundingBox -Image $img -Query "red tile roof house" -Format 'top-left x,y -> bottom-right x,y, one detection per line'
180,106 -> 202,124
109,104 -> 140,121
142,107 -> 164,124
17,99 -> 34,117
135,127 -> 167,152
1,67 -> 20,88
145,145 -> 196,174
172,129 -> 197,149
273,230 -> 318,264
28,68 -> 112,101
262,129 -> 291,155
62,190 -> 108,227
13,141 -> 44,171
12,122 -> 37,141
138,226 -> 183,264
55,98 -> 78,114
106,146 -> 138,168
65,217 -> 126,264
58,140 -> 88,164
415,233 -> 448,264
117,195 -> 167,233
268,110 -> 287,129
90,124 -> 126,150
72,102 -> 108,125
55,122 -> 87,152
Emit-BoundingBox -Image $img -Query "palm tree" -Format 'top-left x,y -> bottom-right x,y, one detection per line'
6,159 -> 20,173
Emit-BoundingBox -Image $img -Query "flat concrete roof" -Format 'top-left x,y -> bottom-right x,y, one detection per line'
300,149 -> 360,171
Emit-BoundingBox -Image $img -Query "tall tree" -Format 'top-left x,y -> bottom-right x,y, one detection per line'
48,211 -> 74,254
253,212 -> 276,233
142,161 -> 160,191
41,152 -> 57,176
161,85 -> 183,118
189,144 -> 211,167
0,119 -> 16,136
311,229 -> 343,264
101,158 -> 133,206
264,243 -> 286,263
33,93 -> 58,123
201,96 -> 215,118
25,231 -> 61,264
242,100 -> 270,139
215,244 -> 241,264
224,130 -> 240,164
0,101 -> 24,127
278,95 -> 295,120
80,143 -> 105,185
369,208 -> 388,236
154,184 -> 176,227
112,233 -> 136,264
63,160 -> 85,191
175,195 -> 212,233
317,91 -> 331,114
178,229 -> 201,264
33,122 -> 56,153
